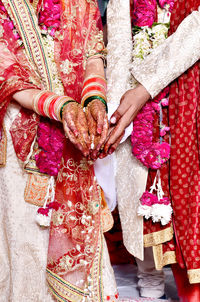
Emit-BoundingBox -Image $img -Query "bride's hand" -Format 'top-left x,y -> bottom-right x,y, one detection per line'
62,102 -> 90,157
102,84 -> 150,156
86,99 -> 108,160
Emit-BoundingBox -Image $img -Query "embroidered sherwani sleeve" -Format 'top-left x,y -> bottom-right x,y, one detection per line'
131,9 -> 200,98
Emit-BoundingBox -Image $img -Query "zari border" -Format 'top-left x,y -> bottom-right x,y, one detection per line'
2,0 -> 54,91
46,269 -> 87,302
188,269 -> 200,284
46,230 -> 104,302
144,225 -> 174,247
153,245 -> 177,270
0,125 -> 7,167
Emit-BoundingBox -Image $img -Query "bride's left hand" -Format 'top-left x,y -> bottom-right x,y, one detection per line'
86,99 -> 108,160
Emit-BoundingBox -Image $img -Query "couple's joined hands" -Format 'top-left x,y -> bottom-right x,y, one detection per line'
63,84 -> 150,160
62,99 -> 108,158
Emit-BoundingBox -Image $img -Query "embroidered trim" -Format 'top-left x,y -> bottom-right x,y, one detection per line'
153,245 -> 177,270
2,0 -> 54,90
47,230 -> 104,302
188,269 -> 200,284
144,225 -> 174,247
24,173 -> 50,207
0,125 -> 7,167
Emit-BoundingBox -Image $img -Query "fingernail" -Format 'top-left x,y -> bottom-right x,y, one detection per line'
97,127 -> 102,134
110,117 -> 116,124
108,148 -> 115,155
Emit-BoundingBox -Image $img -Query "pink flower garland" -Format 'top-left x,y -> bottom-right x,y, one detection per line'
35,120 -> 65,176
131,101 -> 170,169
39,0 -> 61,36
132,0 -> 157,27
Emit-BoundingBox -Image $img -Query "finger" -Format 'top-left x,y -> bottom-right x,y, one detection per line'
64,109 -> 79,137
96,108 -> 105,135
96,116 -> 108,151
104,118 -> 131,153
64,124 -> 89,157
108,132 -> 124,155
86,108 -> 96,136
110,94 -> 132,125
77,109 -> 91,150
110,110 -> 122,125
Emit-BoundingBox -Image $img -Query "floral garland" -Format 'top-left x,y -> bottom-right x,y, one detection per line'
39,0 -> 61,37
35,119 -> 65,176
131,0 -> 174,225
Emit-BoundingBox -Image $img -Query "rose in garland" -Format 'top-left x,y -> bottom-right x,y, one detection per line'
132,0 -> 157,27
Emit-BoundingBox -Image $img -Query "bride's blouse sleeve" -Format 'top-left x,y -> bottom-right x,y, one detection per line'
131,9 -> 200,98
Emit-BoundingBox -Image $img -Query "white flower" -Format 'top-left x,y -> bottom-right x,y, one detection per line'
151,204 -> 173,225
137,204 -> 152,219
36,210 -> 52,227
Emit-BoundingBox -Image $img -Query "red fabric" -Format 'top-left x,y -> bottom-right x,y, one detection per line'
172,264 -> 200,302
167,0 -> 200,273
143,0 -> 200,281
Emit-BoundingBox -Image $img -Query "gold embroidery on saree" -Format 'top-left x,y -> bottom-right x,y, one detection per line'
0,125 -> 7,167
2,0 -> 54,90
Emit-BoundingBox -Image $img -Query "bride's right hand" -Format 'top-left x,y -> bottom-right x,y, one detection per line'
62,102 -> 90,157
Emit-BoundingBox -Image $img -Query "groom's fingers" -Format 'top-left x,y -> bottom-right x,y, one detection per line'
104,110 -> 133,152
108,132 -> 124,155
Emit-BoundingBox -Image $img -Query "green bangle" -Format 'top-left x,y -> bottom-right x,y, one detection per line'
60,100 -> 76,120
83,96 -> 108,113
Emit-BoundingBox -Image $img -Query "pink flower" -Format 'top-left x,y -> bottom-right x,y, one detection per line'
48,201 -> 61,211
158,197 -> 171,205
154,87 -> 169,103
132,0 -> 157,27
35,120 -> 65,176
152,102 -> 160,112
160,125 -> 170,137
161,98 -> 169,106
140,191 -> 158,206
156,142 -> 170,159
39,0 -> 61,31
37,207 -> 49,216
144,148 -> 161,169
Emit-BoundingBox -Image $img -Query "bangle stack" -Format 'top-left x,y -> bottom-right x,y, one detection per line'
81,75 -> 108,113
32,90 -> 76,121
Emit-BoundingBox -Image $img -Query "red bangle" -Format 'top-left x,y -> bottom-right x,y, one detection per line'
82,85 -> 106,98
37,92 -> 52,116
83,77 -> 107,90
48,96 -> 60,119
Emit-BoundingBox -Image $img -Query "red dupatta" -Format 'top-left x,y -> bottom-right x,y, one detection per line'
0,0 -> 106,300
